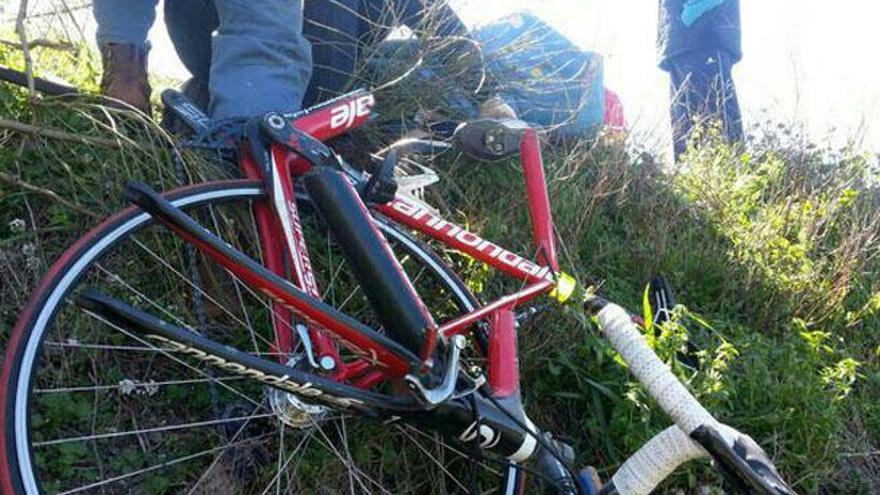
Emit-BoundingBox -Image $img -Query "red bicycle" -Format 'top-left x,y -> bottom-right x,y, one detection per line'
1,89 -> 795,494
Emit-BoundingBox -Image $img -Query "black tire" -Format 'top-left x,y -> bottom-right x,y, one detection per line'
0,179 -> 507,495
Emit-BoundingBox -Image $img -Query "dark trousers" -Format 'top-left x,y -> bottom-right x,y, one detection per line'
667,48 -> 743,160
164,0 -> 466,110
162,0 -> 370,110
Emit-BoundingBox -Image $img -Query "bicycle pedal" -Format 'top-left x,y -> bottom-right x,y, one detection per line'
454,118 -> 529,162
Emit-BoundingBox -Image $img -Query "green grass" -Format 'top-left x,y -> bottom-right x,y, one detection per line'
1,41 -> 879,493
433,128 -> 880,492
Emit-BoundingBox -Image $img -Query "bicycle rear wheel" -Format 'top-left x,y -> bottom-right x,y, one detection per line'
1,180 -> 517,494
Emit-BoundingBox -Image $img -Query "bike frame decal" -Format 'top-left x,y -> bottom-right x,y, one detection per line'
145,334 -> 363,408
267,145 -> 341,366
329,94 -> 375,130
378,198 -> 557,285
241,151 -> 296,360
285,88 -> 374,141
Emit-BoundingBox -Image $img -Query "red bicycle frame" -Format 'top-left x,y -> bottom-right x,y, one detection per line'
238,90 -> 573,397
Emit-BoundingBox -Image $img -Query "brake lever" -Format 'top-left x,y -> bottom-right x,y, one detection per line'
691,425 -> 797,495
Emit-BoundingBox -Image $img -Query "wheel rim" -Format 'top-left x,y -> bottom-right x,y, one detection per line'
6,182 -> 525,494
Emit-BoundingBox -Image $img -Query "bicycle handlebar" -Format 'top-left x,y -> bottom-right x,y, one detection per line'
611,425 -> 707,494
592,303 -> 796,495
597,304 -> 721,433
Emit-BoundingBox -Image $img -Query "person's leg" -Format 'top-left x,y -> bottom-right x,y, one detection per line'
667,48 -> 742,160
164,0 -> 217,85
667,55 -> 702,160
209,0 -> 312,120
712,50 -> 744,145
164,0 -> 218,113
93,0 -> 158,112
94,0 -> 157,48
302,0 -> 361,108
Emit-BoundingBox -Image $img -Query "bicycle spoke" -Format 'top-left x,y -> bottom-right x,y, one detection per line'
56,432 -> 275,495
34,376 -> 244,394
44,341 -> 179,352
208,206 -> 261,355
309,418 -> 393,495
397,426 -> 477,492
34,413 -> 276,447
184,402 -> 269,495
124,239 -> 278,351
258,427 -> 314,495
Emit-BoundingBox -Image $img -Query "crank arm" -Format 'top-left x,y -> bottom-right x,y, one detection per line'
75,289 -> 416,412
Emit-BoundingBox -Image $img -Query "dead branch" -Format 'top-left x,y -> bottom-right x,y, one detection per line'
0,117 -> 125,149
15,0 -> 35,98
0,38 -> 76,51
0,171 -> 98,218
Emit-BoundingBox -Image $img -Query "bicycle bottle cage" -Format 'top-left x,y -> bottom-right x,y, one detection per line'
364,138 -> 451,205
454,118 -> 530,162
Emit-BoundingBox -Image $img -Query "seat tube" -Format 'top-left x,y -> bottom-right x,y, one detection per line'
488,306 -> 520,398
520,128 -> 559,272
241,149 -> 295,361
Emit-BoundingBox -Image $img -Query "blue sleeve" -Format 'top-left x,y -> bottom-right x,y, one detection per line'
681,0 -> 726,26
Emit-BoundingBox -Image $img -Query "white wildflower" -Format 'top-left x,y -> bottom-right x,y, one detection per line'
8,218 -> 25,233
141,380 -> 159,396
118,379 -> 137,396
118,379 -> 160,397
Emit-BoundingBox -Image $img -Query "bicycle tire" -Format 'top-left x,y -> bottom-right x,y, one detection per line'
0,179 -> 508,494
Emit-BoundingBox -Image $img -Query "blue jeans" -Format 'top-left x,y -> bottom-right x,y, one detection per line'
667,48 -> 743,160
164,0 -> 469,109
93,0 -> 312,120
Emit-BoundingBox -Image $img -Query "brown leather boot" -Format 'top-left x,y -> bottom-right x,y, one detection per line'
99,43 -> 151,114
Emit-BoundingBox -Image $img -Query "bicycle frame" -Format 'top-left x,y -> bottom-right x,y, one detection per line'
104,89 -> 577,490
237,90 -> 572,401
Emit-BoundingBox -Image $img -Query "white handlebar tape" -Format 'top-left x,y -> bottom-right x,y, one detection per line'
611,426 -> 705,495
596,303 -> 741,495
597,304 -> 715,433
